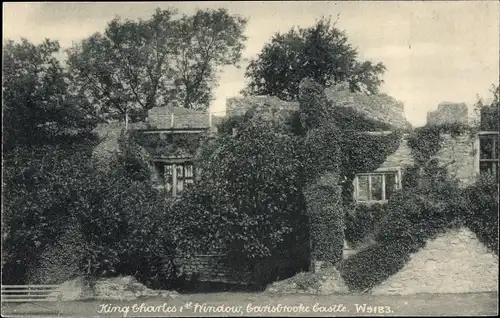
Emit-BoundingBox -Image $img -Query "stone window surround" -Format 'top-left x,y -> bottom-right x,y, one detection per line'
352,167 -> 402,203
152,158 -> 195,197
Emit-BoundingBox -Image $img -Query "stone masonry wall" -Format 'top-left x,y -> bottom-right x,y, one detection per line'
375,133 -> 477,186
174,253 -> 306,286
226,84 -> 411,130
372,228 -> 499,295
433,133 -> 477,186
174,255 -> 252,284
376,134 -> 415,171
325,83 -> 411,130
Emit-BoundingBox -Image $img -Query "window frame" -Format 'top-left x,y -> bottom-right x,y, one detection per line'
353,167 -> 402,203
477,131 -> 499,179
152,158 -> 195,197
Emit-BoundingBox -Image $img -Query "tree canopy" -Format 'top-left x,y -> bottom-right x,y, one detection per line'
243,17 -> 386,101
66,8 -> 247,122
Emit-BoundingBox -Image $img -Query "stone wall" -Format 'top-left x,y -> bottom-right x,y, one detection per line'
226,83 -> 411,130
427,102 -> 469,126
372,228 -> 499,295
377,134 -> 415,170
374,132 -> 477,185
175,244 -> 310,286
175,255 -> 252,284
433,133 -> 477,186
226,95 -> 299,123
147,106 -> 212,130
325,83 -> 411,130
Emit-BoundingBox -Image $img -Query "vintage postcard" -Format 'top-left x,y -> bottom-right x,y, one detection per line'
2,1 -> 499,317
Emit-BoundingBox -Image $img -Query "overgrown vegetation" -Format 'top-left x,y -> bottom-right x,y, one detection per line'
462,174 -> 499,253
2,143 -> 176,288
339,163 -> 499,292
187,78 -> 404,274
344,204 -> 388,248
166,119 -> 309,285
407,122 -> 471,166
339,89 -> 499,291
4,5 -> 498,294
297,79 -> 345,266
130,130 -> 207,158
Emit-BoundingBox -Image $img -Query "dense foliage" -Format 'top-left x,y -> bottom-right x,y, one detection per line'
244,17 -> 386,100
130,131 -> 207,158
344,203 -> 388,248
375,164 -> 466,250
407,122 -> 471,166
2,144 -> 175,288
339,242 -> 411,292
303,175 -> 344,265
297,79 -> 346,265
168,120 -> 308,277
5,12 -> 497,293
462,174 -> 499,253
2,39 -> 97,150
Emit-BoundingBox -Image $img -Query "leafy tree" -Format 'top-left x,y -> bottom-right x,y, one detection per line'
66,8 -> 247,121
243,17 -> 386,101
2,38 -> 96,150
173,9 -> 247,110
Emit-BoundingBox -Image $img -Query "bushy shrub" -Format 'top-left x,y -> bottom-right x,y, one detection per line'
169,120 -> 307,281
2,142 -> 176,287
339,242 -> 411,292
27,223 -> 87,284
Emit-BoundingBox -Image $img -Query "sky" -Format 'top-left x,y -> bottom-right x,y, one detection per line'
3,1 -> 499,127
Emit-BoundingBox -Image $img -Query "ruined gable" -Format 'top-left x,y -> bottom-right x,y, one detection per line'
325,83 -> 411,130
226,83 -> 411,131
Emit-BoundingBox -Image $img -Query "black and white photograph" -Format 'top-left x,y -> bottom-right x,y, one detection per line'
2,1 -> 499,317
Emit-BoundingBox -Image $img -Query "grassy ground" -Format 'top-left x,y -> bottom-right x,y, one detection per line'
1,291 -> 498,317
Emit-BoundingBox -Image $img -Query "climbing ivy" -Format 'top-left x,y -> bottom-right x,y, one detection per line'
297,78 -> 403,265
130,131 -> 208,158
339,131 -> 403,203
407,122 -> 471,166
